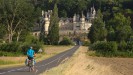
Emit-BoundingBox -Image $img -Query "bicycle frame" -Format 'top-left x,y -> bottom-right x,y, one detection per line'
28,59 -> 34,72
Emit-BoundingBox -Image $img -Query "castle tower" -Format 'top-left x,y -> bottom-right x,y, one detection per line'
89,5 -> 96,21
91,7 -> 93,15
92,5 -> 96,19
87,10 -> 90,20
44,12 -> 50,34
73,14 -> 77,30
48,10 -> 52,20
73,14 -> 76,22
42,10 -> 44,16
80,12 -> 85,30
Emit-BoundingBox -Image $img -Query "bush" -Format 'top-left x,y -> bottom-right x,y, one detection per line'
90,41 -> 118,57
126,41 -> 133,51
0,39 -> 4,43
21,44 -> 42,54
0,51 -> 23,56
21,44 -> 30,54
0,41 -> 43,56
24,34 -> 36,44
91,41 -> 117,52
118,41 -> 127,51
0,42 -> 21,52
112,50 -> 133,58
59,37 -> 73,45
129,36 -> 133,41
0,35 -> 44,56
21,34 -> 43,54
82,41 -> 90,46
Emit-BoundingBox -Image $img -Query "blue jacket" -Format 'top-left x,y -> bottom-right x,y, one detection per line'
27,49 -> 35,57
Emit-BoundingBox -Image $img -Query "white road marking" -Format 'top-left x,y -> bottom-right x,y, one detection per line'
0,72 -> 6,75
6,69 -> 21,73
17,68 -> 23,70
42,51 -> 68,66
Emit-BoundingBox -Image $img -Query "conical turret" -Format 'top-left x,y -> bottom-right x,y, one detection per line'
73,14 -> 76,22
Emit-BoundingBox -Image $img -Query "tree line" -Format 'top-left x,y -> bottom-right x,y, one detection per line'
34,0 -> 133,17
87,1 -> 133,57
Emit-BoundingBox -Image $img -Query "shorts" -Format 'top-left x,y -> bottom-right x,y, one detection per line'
28,56 -> 33,60
26,57 -> 36,66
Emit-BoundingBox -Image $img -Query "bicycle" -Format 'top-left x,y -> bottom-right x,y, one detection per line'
28,59 -> 34,72
26,58 -> 38,73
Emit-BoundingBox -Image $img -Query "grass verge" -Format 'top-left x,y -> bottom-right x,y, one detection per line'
88,50 -> 133,58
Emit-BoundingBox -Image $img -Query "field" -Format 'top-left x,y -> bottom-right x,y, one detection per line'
41,46 -> 133,75
0,45 -> 73,69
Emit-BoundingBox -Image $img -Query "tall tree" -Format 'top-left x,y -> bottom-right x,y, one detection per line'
107,13 -> 132,42
47,3 -> 59,45
0,24 -> 6,39
0,0 -> 37,43
88,10 -> 107,43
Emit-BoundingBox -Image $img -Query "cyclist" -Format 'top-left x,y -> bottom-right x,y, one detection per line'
27,47 -> 37,72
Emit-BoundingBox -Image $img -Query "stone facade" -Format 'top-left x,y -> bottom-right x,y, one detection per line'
32,6 -> 96,40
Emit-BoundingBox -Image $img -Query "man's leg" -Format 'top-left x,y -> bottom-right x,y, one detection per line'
32,59 -> 38,72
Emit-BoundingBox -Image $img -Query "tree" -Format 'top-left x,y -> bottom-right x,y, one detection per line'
57,0 -> 88,17
47,3 -> 59,45
58,0 -> 76,17
0,0 -> 38,43
59,37 -> 73,45
106,26 -> 115,41
59,10 -> 67,18
76,0 -> 87,13
107,13 -> 132,42
0,24 -> 6,39
88,10 -> 107,43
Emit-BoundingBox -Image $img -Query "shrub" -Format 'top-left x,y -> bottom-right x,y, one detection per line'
59,37 -> 73,45
82,41 -> 90,46
114,51 -> 133,58
91,41 -> 117,52
21,44 -> 30,54
0,34 -> 43,56
24,34 -> 36,44
118,41 -> 127,51
21,34 -> 43,54
21,44 -> 42,54
0,51 -> 23,56
129,36 -> 133,41
0,42 -> 21,52
0,41 -> 43,55
126,41 -> 133,51
32,44 -> 42,53
0,39 -> 3,43
90,41 -> 118,57
24,34 -> 43,45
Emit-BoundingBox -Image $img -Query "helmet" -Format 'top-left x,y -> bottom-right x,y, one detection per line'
30,46 -> 33,49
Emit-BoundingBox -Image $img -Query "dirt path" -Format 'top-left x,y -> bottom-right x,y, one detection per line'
43,46 -> 133,75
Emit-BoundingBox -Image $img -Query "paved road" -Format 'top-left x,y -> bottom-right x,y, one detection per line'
0,45 -> 80,75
